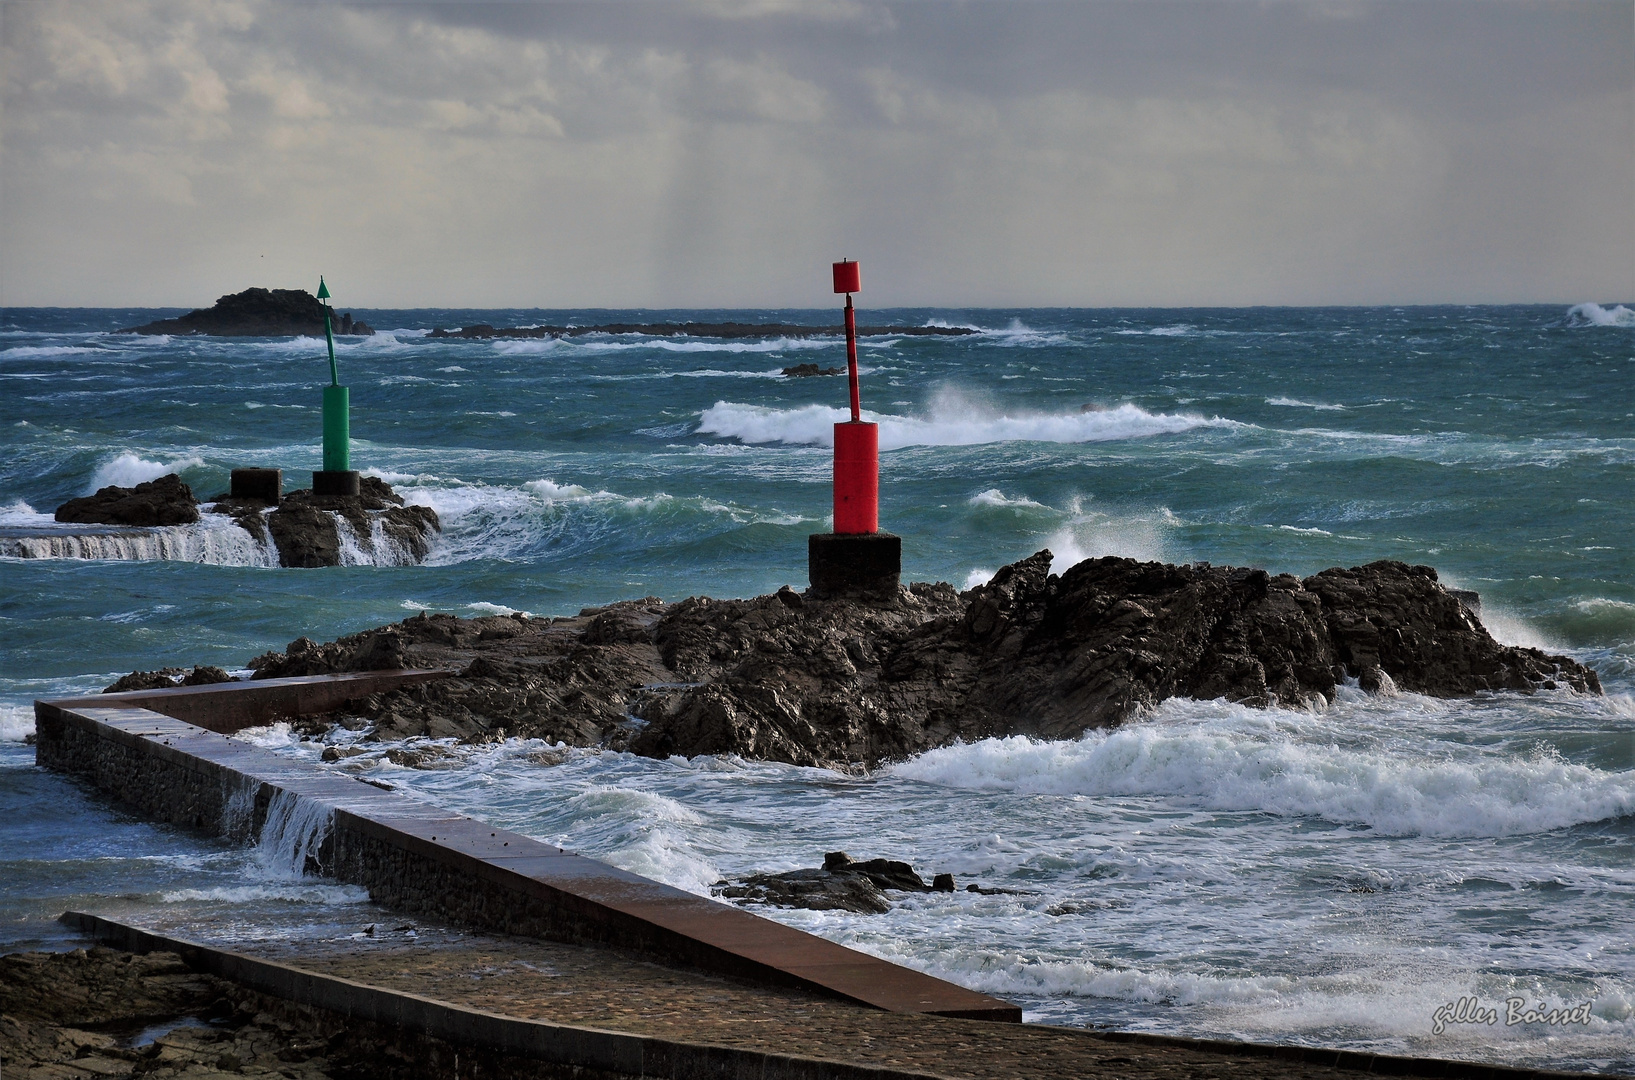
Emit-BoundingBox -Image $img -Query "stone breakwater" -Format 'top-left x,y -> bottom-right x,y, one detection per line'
147,553 -> 1600,770
33,682 -> 1018,1021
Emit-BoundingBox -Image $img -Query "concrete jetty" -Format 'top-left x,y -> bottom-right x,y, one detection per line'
34,671 -> 1018,1021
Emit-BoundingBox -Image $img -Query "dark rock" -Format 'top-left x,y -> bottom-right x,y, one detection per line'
714,869 -> 891,914
824,852 -> 930,892
104,667 -> 188,692
102,665 -> 235,693
1303,562 -> 1596,696
118,287 -> 374,337
255,477 -> 440,568
782,363 -> 844,377
190,553 -> 1601,765
716,851 -> 944,913
55,474 -> 199,527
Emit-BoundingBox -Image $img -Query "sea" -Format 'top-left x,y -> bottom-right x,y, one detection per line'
1,302 -> 1631,1072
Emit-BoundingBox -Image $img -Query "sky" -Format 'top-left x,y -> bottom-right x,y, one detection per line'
1,0 -> 1631,309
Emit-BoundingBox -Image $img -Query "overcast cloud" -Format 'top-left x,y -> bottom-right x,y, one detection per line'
2,0 -> 1630,307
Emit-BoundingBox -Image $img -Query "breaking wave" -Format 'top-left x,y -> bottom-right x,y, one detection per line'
1565,302 -> 1635,327
890,702 -> 1635,838
88,452 -> 205,491
697,394 -> 1238,450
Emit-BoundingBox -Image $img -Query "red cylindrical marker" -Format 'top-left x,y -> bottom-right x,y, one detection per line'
833,421 -> 878,534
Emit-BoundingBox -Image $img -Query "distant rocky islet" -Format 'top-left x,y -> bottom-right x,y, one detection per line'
118,287 -> 374,337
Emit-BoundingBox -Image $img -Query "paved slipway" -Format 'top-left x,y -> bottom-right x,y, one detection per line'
2,927 -> 1609,1080
1,304 -> 1631,1073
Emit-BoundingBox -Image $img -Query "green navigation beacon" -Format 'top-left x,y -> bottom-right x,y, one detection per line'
312,276 -> 360,497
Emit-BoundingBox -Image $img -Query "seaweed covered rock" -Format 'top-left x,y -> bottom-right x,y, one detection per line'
54,473 -> 199,527
211,553 -> 1600,768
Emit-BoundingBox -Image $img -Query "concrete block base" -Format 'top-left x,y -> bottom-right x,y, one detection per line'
312,470 -> 360,497
809,532 -> 901,600
230,468 -> 282,505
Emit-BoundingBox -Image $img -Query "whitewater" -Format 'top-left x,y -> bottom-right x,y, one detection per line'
1,304 -> 1630,1073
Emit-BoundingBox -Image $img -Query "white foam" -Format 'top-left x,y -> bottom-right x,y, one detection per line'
1267,397 -> 1347,411
0,499 -> 44,525
1459,601 -> 1559,652
969,489 -> 1050,510
160,883 -> 370,904
466,601 -> 535,616
0,514 -> 279,566
1044,504 -> 1180,571
88,452 -> 205,491
523,478 -> 611,503
890,707 -> 1635,838
533,336 -> 834,356
964,568 -> 996,589
1566,302 -> 1635,327
0,345 -> 101,358
0,703 -> 35,742
698,393 -> 1237,450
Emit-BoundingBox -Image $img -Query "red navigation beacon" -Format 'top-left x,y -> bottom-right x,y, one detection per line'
832,259 -> 876,534
808,259 -> 901,599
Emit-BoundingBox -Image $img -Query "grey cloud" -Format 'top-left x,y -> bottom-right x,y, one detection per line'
1,0 -> 1629,307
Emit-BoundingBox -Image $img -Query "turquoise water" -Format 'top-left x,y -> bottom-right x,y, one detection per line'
1,304 -> 1631,1070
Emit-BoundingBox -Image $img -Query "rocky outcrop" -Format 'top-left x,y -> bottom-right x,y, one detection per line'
781,363 -> 844,377
54,473 -> 200,526
217,475 -> 440,568
163,554 -> 1599,769
428,321 -> 975,340
119,287 -> 373,337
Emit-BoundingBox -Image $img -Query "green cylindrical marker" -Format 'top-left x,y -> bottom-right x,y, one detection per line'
322,385 -> 350,471
317,276 -> 350,471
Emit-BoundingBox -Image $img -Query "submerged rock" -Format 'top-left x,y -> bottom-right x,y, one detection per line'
145,553 -> 1599,767
118,287 -> 374,337
54,473 -> 199,527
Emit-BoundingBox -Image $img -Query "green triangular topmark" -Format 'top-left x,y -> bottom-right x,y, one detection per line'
316,276 -> 330,300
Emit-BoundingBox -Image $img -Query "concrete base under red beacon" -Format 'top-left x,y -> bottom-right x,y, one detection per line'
807,531 -> 901,600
